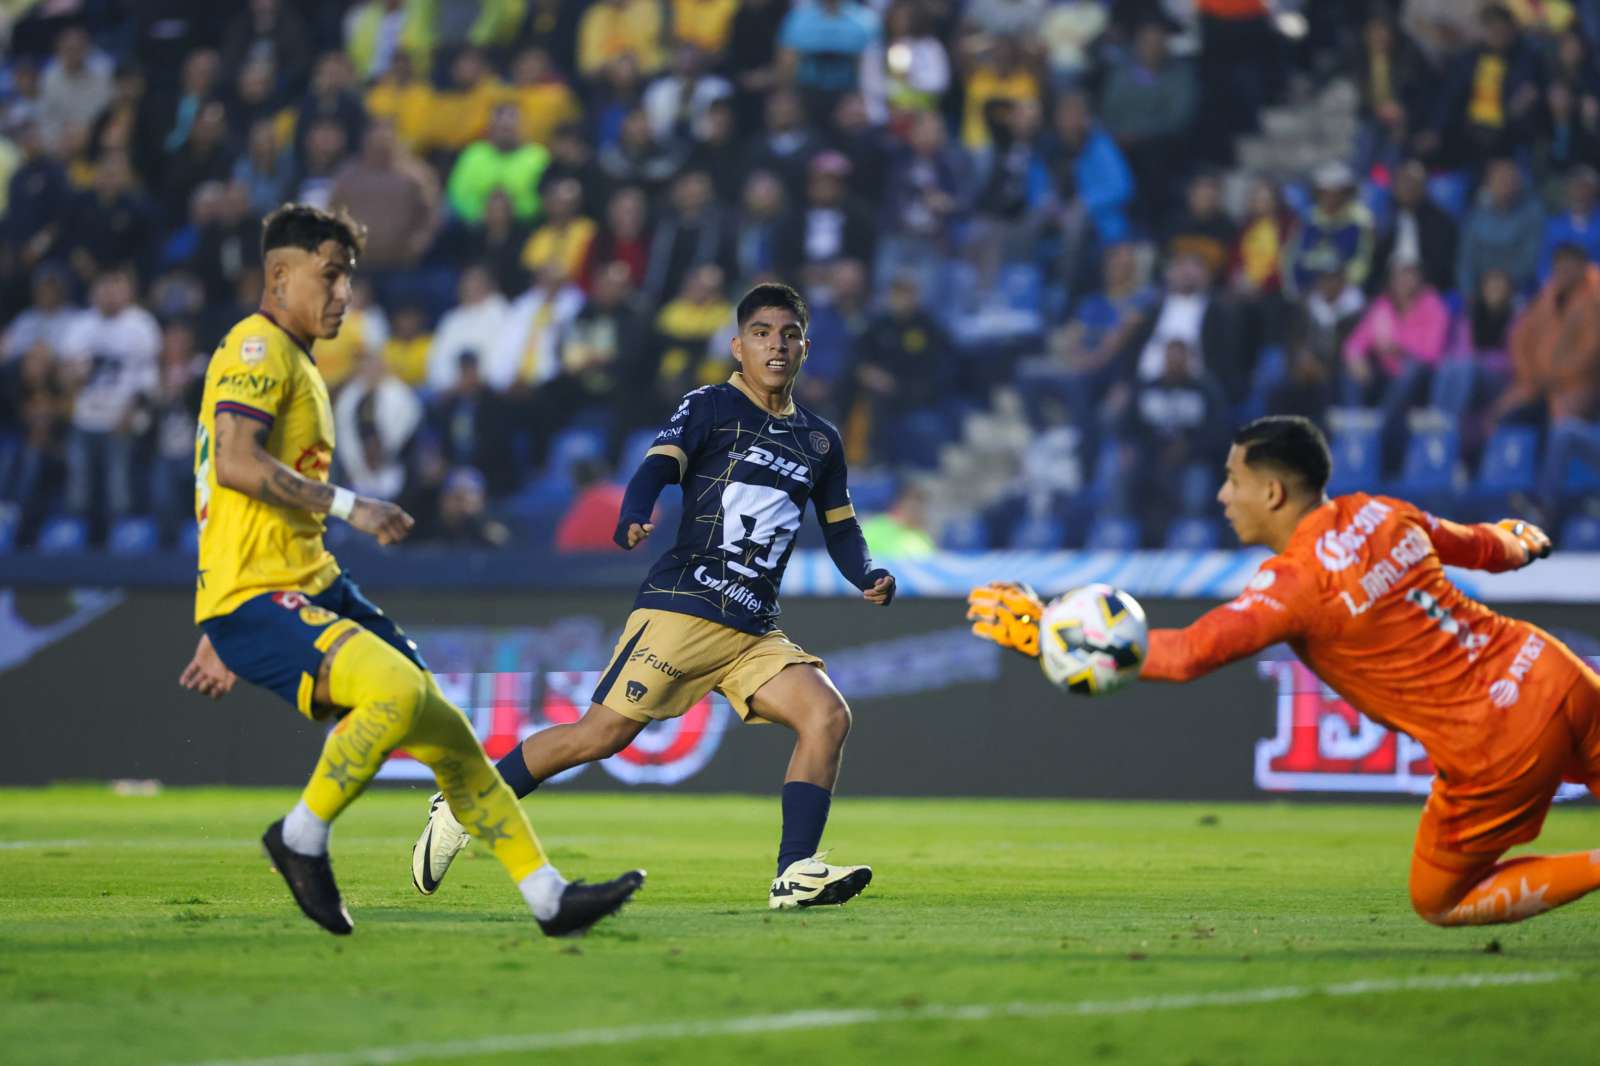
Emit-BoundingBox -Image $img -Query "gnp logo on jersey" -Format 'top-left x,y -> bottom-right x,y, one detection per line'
1313,499 -> 1393,572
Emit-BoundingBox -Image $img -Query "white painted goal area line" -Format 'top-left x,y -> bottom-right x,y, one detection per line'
169,970 -> 1573,1066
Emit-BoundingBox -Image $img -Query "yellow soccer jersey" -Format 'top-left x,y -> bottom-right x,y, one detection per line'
194,312 -> 340,622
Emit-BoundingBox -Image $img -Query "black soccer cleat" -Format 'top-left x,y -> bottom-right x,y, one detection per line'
537,870 -> 646,937
261,819 -> 354,936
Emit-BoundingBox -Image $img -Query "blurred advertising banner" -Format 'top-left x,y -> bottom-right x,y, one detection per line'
1,588 -> 1596,801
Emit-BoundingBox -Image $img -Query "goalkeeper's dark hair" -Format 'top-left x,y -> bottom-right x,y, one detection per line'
1233,416 -> 1331,496
260,203 -> 366,261
736,282 -> 807,331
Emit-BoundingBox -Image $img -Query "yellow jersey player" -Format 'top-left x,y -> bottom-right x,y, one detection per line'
177,203 -> 642,936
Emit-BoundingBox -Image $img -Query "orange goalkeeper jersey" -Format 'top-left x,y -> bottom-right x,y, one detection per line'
1144,494 -> 1587,783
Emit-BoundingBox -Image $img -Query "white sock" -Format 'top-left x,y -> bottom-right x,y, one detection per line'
519,863 -> 568,921
282,800 -> 331,857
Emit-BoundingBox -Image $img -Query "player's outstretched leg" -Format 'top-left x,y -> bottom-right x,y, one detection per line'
411,703 -> 642,895
403,674 -> 644,935
1410,849 -> 1600,926
266,628 -> 430,934
748,665 -> 871,910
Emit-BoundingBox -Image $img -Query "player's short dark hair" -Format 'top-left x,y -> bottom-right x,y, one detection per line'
736,282 -> 808,331
1233,416 -> 1331,495
260,203 -> 366,262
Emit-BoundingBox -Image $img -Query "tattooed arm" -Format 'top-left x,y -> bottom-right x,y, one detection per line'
213,411 -> 414,545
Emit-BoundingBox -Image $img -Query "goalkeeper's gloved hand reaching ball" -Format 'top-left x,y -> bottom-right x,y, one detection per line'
966,581 -> 1044,658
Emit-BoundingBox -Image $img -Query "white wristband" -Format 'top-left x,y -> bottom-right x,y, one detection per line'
329,487 -> 356,520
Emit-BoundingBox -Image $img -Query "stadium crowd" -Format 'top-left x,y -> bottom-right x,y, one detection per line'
1,0 -> 1598,554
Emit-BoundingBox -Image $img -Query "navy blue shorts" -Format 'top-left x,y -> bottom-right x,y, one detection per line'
201,574 -> 425,717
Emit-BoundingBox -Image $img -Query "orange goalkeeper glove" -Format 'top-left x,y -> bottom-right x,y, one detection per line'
966,581 -> 1045,658
1496,518 -> 1552,568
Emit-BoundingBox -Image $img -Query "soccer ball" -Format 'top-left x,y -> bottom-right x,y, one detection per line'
1038,584 -> 1148,696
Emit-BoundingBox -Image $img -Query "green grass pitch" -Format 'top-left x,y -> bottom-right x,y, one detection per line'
2,787 -> 1597,1066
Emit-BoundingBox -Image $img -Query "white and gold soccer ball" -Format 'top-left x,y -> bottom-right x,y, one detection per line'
1038,584 -> 1148,696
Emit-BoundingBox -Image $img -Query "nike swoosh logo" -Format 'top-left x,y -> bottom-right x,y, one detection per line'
477,783 -> 498,799
767,427 -> 789,434
417,825 -> 440,893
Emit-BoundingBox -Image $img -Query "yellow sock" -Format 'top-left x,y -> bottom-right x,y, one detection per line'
300,629 -> 427,822
403,673 -> 549,882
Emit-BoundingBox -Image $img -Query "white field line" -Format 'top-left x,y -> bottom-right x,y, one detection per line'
168,970 -> 1574,1066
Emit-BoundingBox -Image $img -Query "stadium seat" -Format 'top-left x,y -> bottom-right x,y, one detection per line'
108,517 -> 159,556
1475,425 -> 1539,498
1179,464 -> 1216,515
1325,409 -> 1382,495
1559,514 -> 1600,552
939,513 -> 990,552
1085,515 -> 1140,552
887,411 -> 950,470
36,516 -> 87,554
1427,359 -> 1477,421
846,469 -> 897,515
1010,512 -> 1065,550
1393,422 -> 1461,499
1164,516 -> 1221,551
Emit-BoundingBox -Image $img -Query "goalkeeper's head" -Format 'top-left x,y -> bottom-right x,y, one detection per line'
1219,415 -> 1331,552
259,203 -> 367,343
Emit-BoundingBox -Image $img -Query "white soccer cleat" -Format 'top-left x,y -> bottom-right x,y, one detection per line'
769,851 -> 873,910
411,792 -> 471,895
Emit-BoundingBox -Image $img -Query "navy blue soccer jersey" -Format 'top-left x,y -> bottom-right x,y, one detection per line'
633,374 -> 855,635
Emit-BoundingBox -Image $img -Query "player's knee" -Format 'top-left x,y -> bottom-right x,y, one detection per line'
806,696 -> 852,748
1408,878 -> 1459,925
581,705 -> 639,758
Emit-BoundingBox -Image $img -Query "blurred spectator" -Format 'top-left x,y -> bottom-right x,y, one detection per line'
774,151 -> 876,286
642,169 -> 734,303
1129,253 -> 1235,394
778,0 -> 881,121
1370,159 -> 1458,297
671,0 -> 740,56
1195,0 -> 1284,159
0,341 -> 69,536
2,265 -> 77,361
38,26 -> 112,154
1351,9 -> 1431,173
192,181 -> 258,306
822,92 -> 890,208
1452,266 -> 1518,394
1285,162 -> 1375,297
642,43 -> 732,144
88,65 -> 149,179
851,273 -> 953,462
1403,1 -> 1480,65
1166,172 -> 1236,280
417,466 -> 510,547
964,0 -> 1049,39
1232,179 -> 1293,296
427,349 -> 517,493
520,0 -> 585,74
1343,258 -> 1451,468
462,188 -> 534,296
427,265 -> 510,392
538,123 -> 606,217
1497,243 -> 1600,429
685,96 -> 743,202
860,1 -> 951,126
737,89 -> 820,203
860,483 -> 935,557
382,304 -> 432,388
314,278 -> 389,391
653,262 -> 733,394
878,109 -> 970,294
581,185 -> 651,291
430,47 -> 509,153
562,260 -> 651,411
1457,158 -> 1544,297
725,0 -> 792,132
966,96 -> 1042,291
160,101 -> 233,231
292,117 -> 349,209
331,122 -> 440,273
2,118 -> 68,279
1039,2 -> 1109,91
591,53 -> 646,150
578,0 -> 666,82
226,56 -> 285,143
1539,73 -> 1600,188
148,319 -> 205,539
799,258 -> 869,414
448,103 -> 552,224
958,35 -> 1040,151
57,268 -> 160,523
598,106 -> 691,200
506,47 -> 583,148
1039,242 -> 1156,430
556,457 -> 628,552
364,52 -> 434,155
334,349 -> 422,500
149,49 -> 220,166
233,119 -> 292,218
1101,19 -> 1197,219
732,170 -> 791,282
3,58 -> 42,134
222,0 -> 311,91
1117,337 -> 1229,542
294,52 -> 366,166
1539,166 -> 1600,279
488,263 -> 586,393
1033,90 -> 1133,257
1420,3 -> 1544,167
522,176 -> 597,282
345,0 -> 436,80
65,150 -> 154,289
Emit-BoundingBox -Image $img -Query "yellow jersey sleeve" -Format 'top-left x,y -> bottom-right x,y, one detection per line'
211,329 -> 294,429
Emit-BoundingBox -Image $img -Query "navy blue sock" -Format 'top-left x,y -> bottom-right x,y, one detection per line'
493,746 -> 541,799
776,781 -> 832,876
